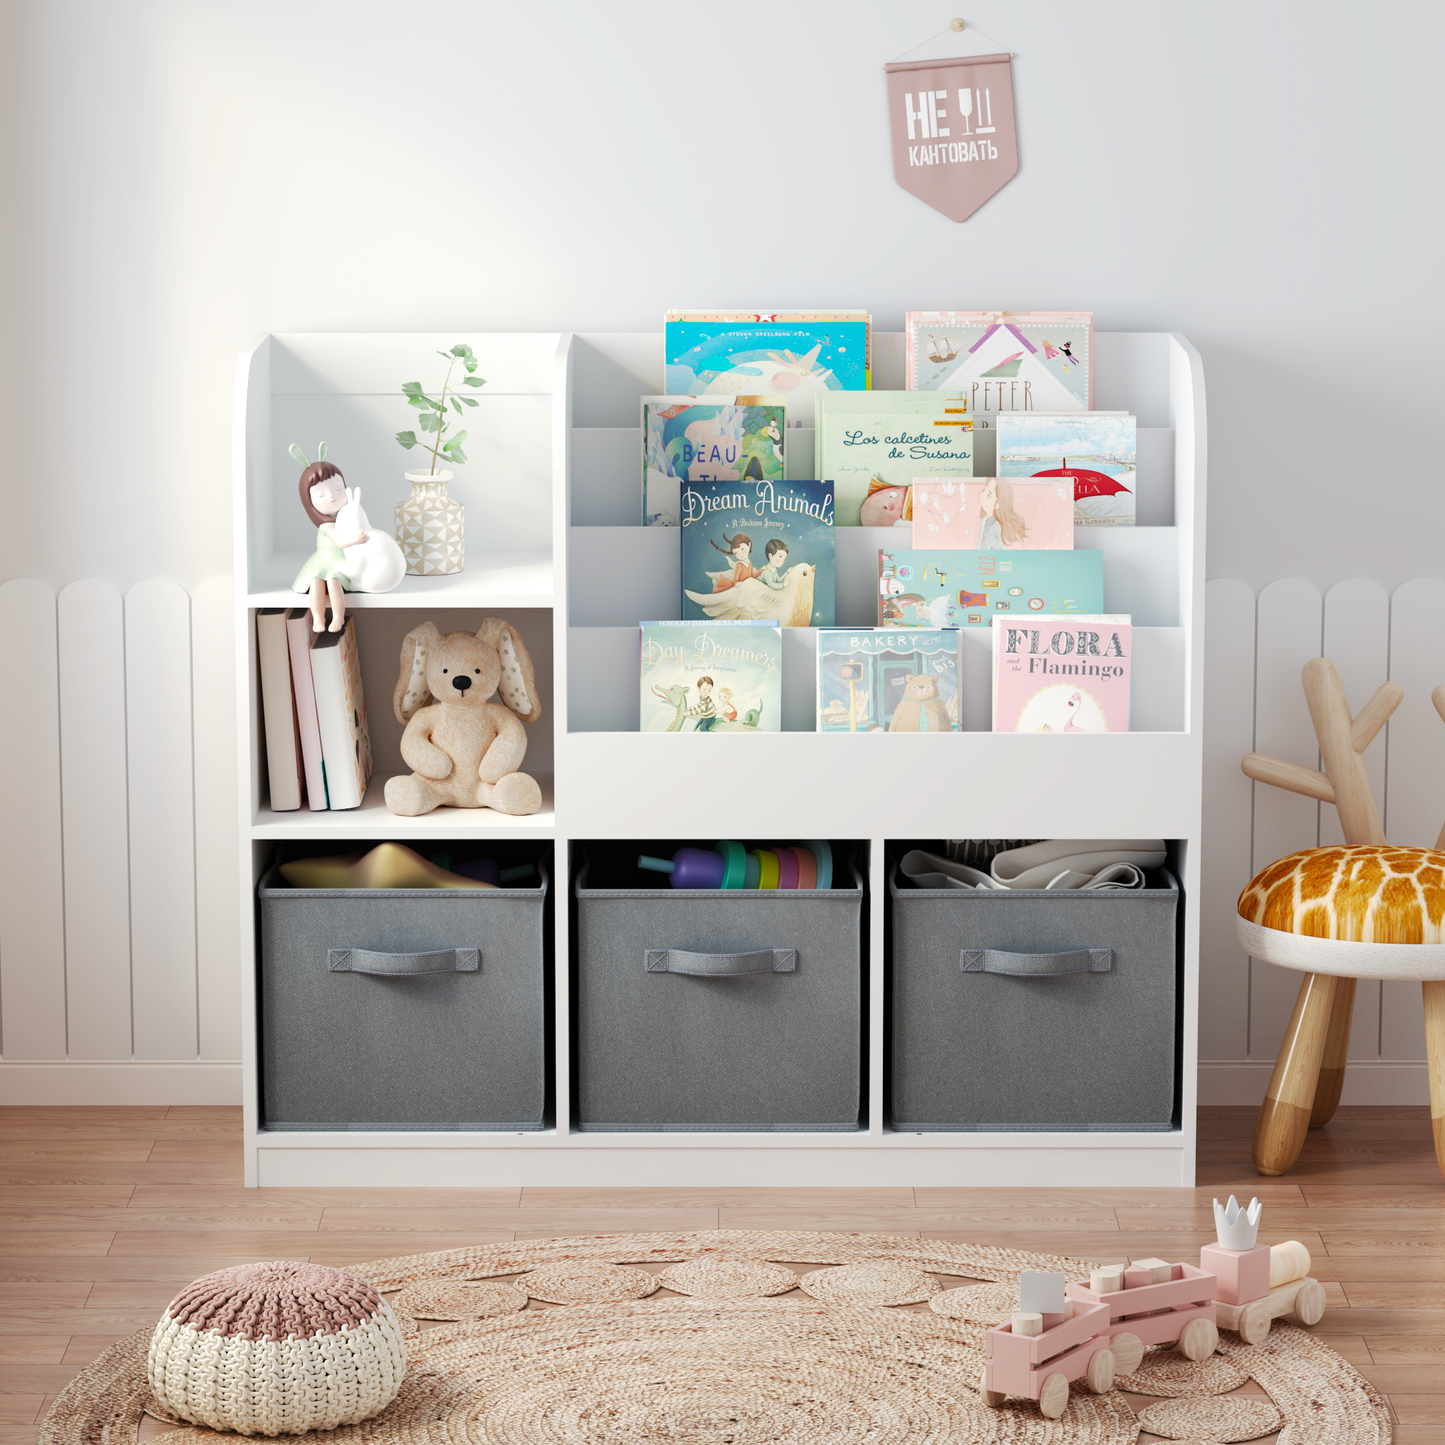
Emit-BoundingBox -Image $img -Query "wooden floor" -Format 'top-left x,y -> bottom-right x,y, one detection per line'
1,1104 -> 1442,1444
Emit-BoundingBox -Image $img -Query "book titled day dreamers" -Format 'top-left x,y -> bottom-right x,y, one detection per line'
877,548 -> 1104,629
639,621 -> 782,733
992,614 -> 1131,733
816,628 -> 961,733
642,396 -> 786,527
995,412 -> 1138,526
664,312 -> 871,427
679,478 -> 834,627
905,311 -> 1093,416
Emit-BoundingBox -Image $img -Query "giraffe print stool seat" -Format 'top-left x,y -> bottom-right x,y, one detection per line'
1237,844 -> 1445,979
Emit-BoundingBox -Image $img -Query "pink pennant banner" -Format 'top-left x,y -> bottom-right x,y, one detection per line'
884,53 -> 1019,222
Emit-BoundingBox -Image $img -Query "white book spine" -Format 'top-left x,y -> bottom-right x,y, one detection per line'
309,633 -> 360,810
285,611 -> 328,810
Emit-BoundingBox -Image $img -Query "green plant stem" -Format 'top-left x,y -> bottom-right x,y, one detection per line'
430,356 -> 457,474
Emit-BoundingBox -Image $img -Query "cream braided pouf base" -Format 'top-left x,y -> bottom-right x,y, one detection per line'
147,1261 -> 406,1436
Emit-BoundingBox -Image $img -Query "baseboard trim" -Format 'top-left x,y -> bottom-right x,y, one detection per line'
1198,1061 -> 1429,1106
0,1061 -> 243,1105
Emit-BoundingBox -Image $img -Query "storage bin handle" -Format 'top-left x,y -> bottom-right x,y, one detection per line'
329,947 -> 480,975
645,948 -> 795,976
960,948 -> 1111,976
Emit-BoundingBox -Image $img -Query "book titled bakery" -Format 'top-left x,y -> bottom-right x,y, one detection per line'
642,396 -> 786,527
911,477 -> 1074,550
640,621 -> 781,733
816,628 -> 960,733
905,311 -> 1093,415
814,391 -> 972,527
877,548 -> 1104,629
679,478 -> 834,627
309,616 -> 373,809
664,312 -> 870,427
992,614 -> 1131,732
995,412 -> 1138,526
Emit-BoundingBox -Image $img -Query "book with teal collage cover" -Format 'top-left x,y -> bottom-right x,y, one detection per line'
877,548 -> 1104,629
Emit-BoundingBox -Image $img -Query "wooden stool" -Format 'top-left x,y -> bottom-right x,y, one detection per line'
1239,659 -> 1445,1179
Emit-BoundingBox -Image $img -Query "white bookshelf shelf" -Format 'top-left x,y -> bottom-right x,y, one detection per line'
234,328 -> 1206,1188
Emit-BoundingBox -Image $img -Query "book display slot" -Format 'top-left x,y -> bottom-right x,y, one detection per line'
234,329 -> 1205,1187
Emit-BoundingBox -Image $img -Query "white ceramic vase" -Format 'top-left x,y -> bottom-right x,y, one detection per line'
395,469 -> 465,576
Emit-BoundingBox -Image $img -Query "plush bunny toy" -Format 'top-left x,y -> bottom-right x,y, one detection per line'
383,620 -> 544,816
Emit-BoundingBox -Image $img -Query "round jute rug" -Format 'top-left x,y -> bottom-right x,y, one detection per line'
40,1230 -> 1390,1445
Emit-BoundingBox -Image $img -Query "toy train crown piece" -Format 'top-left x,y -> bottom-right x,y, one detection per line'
1213,1193 -> 1262,1250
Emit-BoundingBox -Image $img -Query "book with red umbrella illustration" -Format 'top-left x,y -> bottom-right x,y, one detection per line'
995,412 -> 1138,526
1031,460 -> 1133,502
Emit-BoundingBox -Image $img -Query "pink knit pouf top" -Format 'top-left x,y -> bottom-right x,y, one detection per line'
148,1261 -> 407,1436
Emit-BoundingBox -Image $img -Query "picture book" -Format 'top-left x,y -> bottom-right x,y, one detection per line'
285,607 -> 328,809
256,609 -> 303,811
664,312 -> 870,427
905,312 -> 1093,415
816,628 -> 961,733
679,478 -> 834,627
815,392 -> 973,527
911,477 -> 1074,551
639,621 -> 782,733
642,395 -> 786,527
309,617 -> 373,809
877,548 -> 1105,629
995,412 -> 1137,525
992,614 -> 1132,733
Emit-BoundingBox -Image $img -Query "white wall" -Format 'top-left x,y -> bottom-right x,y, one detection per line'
2,0 -> 1442,1095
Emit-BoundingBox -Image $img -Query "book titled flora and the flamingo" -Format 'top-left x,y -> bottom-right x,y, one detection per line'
816,629 -> 960,733
663,312 -> 870,427
911,476 -> 1075,550
641,396 -> 786,527
996,412 -> 1138,526
679,479 -> 835,628
639,621 -> 781,734
991,615 -> 1132,733
878,549 -> 1104,630
905,311 -> 1093,417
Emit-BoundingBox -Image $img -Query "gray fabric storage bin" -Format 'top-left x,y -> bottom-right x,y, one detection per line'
890,866 -> 1178,1130
258,861 -> 548,1129
575,851 -> 863,1131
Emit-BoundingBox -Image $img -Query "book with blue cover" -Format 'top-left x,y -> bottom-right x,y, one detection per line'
876,548 -> 1104,629
664,312 -> 870,427
642,395 -> 786,527
639,621 -> 782,733
816,628 -> 961,732
679,478 -> 834,627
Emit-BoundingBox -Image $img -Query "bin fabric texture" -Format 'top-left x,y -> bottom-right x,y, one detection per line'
575,851 -> 862,1130
258,863 -> 547,1129
147,1262 -> 406,1436
891,866 -> 1178,1129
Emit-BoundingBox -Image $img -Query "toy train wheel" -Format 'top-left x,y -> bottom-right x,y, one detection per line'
1110,1332 -> 1145,1376
1038,1373 -> 1070,1420
1179,1316 -> 1220,1361
978,1366 -> 1006,1409
1287,1280 -> 1326,1329
1084,1346 -> 1115,1394
1236,1299 -> 1272,1345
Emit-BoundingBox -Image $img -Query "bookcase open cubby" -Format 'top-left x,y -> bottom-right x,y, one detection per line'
235,330 -> 1205,1187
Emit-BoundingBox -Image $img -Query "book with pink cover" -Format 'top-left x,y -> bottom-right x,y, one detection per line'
991,614 -> 1131,733
911,477 -> 1074,550
285,609 -> 328,809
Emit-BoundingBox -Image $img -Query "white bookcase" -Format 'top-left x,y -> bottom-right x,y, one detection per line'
233,329 -> 1206,1187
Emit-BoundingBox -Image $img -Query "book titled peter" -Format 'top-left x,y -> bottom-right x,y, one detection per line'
679,478 -> 834,627
878,548 -> 1104,629
992,614 -> 1132,732
816,628 -> 960,732
640,621 -> 782,733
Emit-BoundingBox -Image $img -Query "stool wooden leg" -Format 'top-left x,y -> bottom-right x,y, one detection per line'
1425,979 -> 1445,1179
1253,972 -> 1338,1176
1309,977 -> 1356,1128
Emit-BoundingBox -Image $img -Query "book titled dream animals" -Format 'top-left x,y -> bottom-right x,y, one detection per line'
680,478 -> 835,627
640,621 -> 782,733
992,614 -> 1132,732
816,628 -> 960,733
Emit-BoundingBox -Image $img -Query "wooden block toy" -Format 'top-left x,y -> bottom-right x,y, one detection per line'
1090,1266 -> 1124,1294
1067,1262 -> 1220,1361
1200,1242 -> 1271,1305
1270,1239 -> 1312,1288
981,1300 -> 1118,1420
1011,1311 -> 1043,1336
1214,1276 -> 1326,1344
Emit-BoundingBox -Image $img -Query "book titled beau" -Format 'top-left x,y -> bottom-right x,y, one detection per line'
992,614 -> 1132,733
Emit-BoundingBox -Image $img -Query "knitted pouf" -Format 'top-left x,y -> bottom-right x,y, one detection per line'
147,1261 -> 406,1436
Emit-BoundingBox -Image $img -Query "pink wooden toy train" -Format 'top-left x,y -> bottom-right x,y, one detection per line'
982,1196 -> 1324,1419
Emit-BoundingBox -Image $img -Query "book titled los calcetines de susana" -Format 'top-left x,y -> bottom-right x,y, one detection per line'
878,548 -> 1104,629
816,628 -> 961,733
679,478 -> 834,627
992,614 -> 1132,733
641,396 -> 786,527
639,621 -> 782,734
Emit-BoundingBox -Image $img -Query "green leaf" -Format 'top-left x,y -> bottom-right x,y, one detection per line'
451,343 -> 472,357
461,396 -> 478,407
317,441 -> 328,461
462,375 -> 487,387
436,350 -> 452,359
407,395 -> 428,410
447,429 -> 467,445
450,397 -> 463,414
464,360 -> 477,373
446,447 -> 468,464
418,414 -> 441,432
401,381 -> 423,396
396,430 -> 418,448
288,443 -> 310,465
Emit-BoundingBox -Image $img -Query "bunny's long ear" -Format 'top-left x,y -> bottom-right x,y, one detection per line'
394,621 -> 441,725
477,618 -> 543,723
